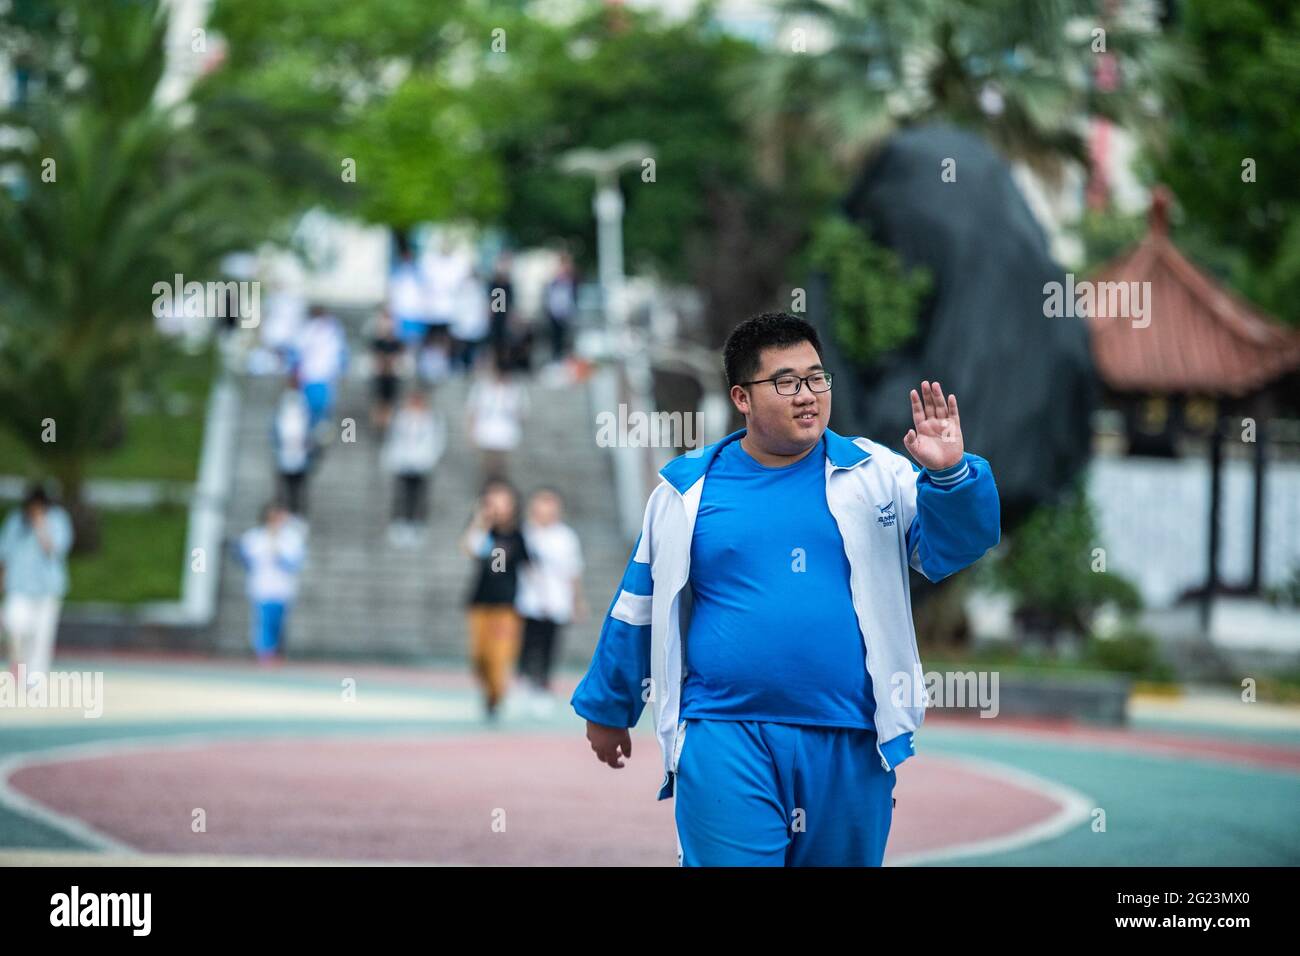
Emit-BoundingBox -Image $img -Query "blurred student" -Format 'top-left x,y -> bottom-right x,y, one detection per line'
466,359 -> 527,482
237,503 -> 306,663
544,253 -> 578,364
451,267 -> 490,373
0,485 -> 74,688
461,480 -> 531,722
487,252 -> 515,370
382,390 -> 447,547
388,245 -> 430,346
260,286 -> 307,368
273,380 -> 314,516
516,488 -> 586,715
415,325 -> 454,393
369,309 -> 404,433
422,237 -> 469,338
294,306 -> 348,431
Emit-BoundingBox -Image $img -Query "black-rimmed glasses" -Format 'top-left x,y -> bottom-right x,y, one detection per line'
737,371 -> 833,396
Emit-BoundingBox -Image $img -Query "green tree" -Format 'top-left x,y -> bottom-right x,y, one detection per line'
1156,0 -> 1300,326
0,0 -> 270,548
204,0 -> 500,229
752,0 -> 1182,182
468,6 -> 762,276
986,481 -> 1141,643
807,214 -> 932,365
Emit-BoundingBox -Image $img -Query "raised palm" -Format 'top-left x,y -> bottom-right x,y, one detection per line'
903,380 -> 964,471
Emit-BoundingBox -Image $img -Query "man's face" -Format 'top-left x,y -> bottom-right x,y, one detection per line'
731,341 -> 830,453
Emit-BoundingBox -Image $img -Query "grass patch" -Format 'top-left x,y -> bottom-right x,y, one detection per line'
38,506 -> 189,604
922,630 -> 1175,682
0,344 -> 214,483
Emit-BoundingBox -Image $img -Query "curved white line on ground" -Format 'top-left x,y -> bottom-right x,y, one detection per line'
0,745 -> 138,855
888,751 -> 1097,866
6,731 -> 1096,867
0,728 -> 447,857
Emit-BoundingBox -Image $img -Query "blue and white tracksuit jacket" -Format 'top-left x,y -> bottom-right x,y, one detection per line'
570,426 -> 1002,799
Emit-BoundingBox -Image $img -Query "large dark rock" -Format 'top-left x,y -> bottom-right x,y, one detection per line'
811,123 -> 1099,529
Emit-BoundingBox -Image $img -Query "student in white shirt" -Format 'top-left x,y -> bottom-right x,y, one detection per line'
237,503 -> 307,662
0,486 -> 74,689
389,247 -> 430,346
382,390 -> 447,547
451,268 -> 490,373
421,239 -> 470,335
293,307 -> 348,429
415,326 -> 454,392
516,488 -> 587,714
465,359 -> 527,482
273,382 -> 313,515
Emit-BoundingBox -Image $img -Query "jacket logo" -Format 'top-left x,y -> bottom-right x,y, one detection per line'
876,501 -> 897,528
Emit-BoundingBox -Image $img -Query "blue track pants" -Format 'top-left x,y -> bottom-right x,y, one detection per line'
674,718 -> 896,867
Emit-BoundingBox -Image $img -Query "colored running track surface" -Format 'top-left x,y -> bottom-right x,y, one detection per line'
1,653 -> 1298,866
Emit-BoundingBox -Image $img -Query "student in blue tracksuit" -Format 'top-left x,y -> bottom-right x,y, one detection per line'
571,311 -> 1001,866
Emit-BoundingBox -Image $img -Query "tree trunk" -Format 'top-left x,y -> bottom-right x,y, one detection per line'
52,461 -> 100,555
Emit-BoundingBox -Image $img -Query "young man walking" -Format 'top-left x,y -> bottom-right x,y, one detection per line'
571,311 -> 1001,866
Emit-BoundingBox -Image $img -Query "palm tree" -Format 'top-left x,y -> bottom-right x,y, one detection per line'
746,0 -> 1183,184
0,0 -> 264,549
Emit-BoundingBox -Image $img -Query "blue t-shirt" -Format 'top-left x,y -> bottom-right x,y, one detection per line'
679,435 -> 876,729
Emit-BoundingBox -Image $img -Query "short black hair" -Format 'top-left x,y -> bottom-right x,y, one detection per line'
479,477 -> 519,502
22,483 -> 51,511
723,311 -> 824,388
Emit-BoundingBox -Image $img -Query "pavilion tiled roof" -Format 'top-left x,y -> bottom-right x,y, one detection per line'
1087,187 -> 1300,397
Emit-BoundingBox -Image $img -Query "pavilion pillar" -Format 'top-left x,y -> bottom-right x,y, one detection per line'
1250,406 -> 1267,593
1201,407 -> 1223,632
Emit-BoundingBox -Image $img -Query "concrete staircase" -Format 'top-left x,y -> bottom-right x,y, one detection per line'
212,308 -> 631,667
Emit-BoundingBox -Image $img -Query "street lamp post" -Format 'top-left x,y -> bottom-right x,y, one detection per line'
559,143 -> 656,539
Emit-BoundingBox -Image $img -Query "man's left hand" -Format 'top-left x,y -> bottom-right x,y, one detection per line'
903,380 -> 965,471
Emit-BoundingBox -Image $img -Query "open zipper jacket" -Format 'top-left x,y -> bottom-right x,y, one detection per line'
571,427 -> 1001,800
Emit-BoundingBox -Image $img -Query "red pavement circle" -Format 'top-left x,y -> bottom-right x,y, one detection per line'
8,733 -> 1070,865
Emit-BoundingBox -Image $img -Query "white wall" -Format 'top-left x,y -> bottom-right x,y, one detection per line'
1087,455 -> 1300,608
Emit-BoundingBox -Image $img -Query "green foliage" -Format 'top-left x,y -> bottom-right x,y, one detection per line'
756,0 -> 1181,180
0,0 -> 266,539
470,5 -> 763,279
1157,0 -> 1300,326
808,215 -> 930,365
0,343 -> 214,484
65,506 -> 190,604
203,1 -> 764,276
986,480 -> 1142,637
1079,208 -> 1147,272
1083,628 -> 1174,681
0,502 -> 189,604
927,632 -> 1174,681
204,0 -> 504,229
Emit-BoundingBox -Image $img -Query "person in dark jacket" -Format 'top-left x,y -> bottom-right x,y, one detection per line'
460,478 -> 532,721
